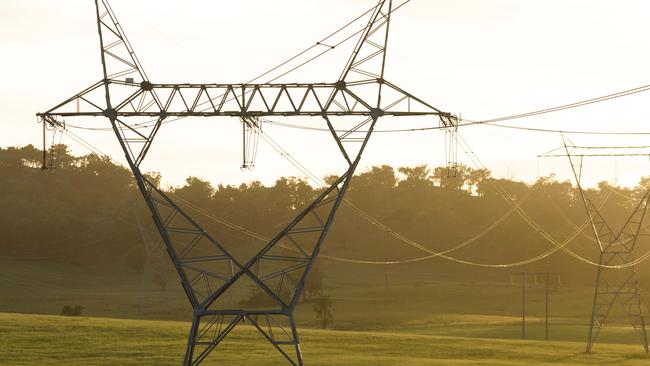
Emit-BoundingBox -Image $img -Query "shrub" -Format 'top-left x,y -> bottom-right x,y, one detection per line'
61,305 -> 84,316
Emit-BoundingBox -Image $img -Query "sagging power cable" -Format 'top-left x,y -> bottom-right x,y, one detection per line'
58,125 -> 589,267
59,122 -> 650,268
255,126 -> 619,267
455,132 -> 650,268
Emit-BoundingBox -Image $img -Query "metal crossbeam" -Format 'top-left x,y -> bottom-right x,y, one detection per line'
39,81 -> 448,117
36,1 -> 457,365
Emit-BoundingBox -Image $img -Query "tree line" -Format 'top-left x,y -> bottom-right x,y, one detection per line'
3,144 -> 650,287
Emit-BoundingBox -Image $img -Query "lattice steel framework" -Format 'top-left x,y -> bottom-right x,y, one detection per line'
558,141 -> 649,353
37,1 -> 456,364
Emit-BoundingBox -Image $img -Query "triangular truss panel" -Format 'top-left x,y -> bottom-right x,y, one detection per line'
252,177 -> 346,306
185,314 -> 243,365
338,0 -> 392,85
248,313 -> 303,366
36,0 -> 457,365
143,178 -> 238,306
95,0 -> 150,84
43,81 -> 108,116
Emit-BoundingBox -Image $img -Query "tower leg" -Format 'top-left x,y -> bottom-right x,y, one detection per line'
184,314 -> 200,366
288,312 -> 304,366
586,253 -> 604,353
628,265 -> 649,353
184,312 -> 243,366
586,251 -> 649,353
248,311 -> 303,366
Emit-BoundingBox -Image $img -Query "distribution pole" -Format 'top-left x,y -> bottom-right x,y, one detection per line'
545,272 -> 549,341
513,272 -> 560,341
522,273 -> 526,340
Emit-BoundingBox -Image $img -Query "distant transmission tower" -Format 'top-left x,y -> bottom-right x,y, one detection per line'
36,1 -> 457,365
540,139 -> 650,353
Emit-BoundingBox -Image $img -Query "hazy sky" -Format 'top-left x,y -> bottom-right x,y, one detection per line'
3,0 -> 650,188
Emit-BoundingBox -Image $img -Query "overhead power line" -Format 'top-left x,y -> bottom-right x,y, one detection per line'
44,0 -> 650,269
455,132 -> 650,269
260,82 -> 650,135
55,104 -> 650,269
55,125 -> 596,268
66,81 -> 650,135
256,123 -> 625,268
461,83 -> 650,125
54,90 -> 650,269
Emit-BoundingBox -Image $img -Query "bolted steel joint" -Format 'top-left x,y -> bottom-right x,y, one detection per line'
370,108 -> 383,120
140,80 -> 153,91
103,108 -> 118,120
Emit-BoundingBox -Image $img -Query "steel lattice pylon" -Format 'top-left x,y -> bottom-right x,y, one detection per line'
37,1 -> 456,364
559,139 -> 650,353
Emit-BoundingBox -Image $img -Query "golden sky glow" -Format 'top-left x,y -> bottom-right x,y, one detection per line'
2,0 -> 650,187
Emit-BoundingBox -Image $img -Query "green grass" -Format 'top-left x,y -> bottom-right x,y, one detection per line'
0,258 -> 597,327
1,312 -> 649,365
3,258 -> 650,364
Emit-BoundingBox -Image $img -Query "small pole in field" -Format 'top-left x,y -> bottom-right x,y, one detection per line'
545,272 -> 549,341
512,272 -> 560,341
522,273 -> 526,340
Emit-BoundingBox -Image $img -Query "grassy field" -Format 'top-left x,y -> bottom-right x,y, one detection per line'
3,256 -> 650,364
0,257 -> 598,327
1,312 -> 649,365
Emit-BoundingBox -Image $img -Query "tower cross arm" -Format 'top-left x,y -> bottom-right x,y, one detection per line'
37,79 -> 455,121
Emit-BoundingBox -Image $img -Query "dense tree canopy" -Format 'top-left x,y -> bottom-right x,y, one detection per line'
3,144 -> 650,287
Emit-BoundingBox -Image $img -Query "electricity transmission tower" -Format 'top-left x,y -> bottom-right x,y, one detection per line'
541,140 -> 650,353
37,1 -> 456,365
